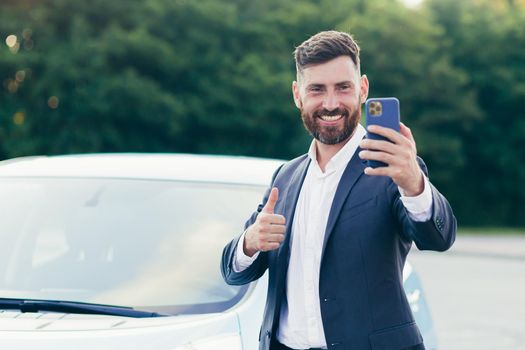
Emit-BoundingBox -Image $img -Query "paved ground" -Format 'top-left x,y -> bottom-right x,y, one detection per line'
409,234 -> 525,350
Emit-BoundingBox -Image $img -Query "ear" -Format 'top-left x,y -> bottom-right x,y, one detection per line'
359,74 -> 369,103
292,81 -> 302,109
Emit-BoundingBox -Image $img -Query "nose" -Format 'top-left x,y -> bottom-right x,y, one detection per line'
322,91 -> 339,111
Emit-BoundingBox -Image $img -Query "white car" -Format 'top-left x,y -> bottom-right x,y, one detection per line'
0,154 -> 437,349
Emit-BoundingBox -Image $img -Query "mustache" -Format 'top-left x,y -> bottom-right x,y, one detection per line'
313,108 -> 350,118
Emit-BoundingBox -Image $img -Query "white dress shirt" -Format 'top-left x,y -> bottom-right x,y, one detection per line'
233,124 -> 432,349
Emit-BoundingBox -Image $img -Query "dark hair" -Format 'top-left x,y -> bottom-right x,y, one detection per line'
294,30 -> 361,76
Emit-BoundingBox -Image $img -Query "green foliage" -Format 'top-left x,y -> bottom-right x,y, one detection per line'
1,0 -> 524,226
427,0 -> 525,225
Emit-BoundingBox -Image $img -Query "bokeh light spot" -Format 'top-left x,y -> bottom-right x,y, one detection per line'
10,43 -> 20,54
15,70 -> 26,83
48,96 -> 60,109
24,40 -> 34,51
22,28 -> 32,40
7,80 -> 18,93
5,35 -> 17,48
13,111 -> 25,125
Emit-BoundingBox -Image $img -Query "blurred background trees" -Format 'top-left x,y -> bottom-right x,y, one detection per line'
1,0 -> 524,226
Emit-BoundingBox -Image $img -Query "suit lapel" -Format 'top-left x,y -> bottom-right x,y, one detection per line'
278,156 -> 311,259
321,147 -> 367,263
273,156 -> 310,318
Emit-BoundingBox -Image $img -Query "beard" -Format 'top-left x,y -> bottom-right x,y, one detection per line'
301,102 -> 361,145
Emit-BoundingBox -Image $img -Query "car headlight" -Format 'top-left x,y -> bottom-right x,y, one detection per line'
172,333 -> 242,350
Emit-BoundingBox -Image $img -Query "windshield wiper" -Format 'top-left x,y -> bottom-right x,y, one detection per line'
0,298 -> 165,318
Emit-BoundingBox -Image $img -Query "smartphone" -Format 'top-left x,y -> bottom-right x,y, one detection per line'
365,97 -> 400,168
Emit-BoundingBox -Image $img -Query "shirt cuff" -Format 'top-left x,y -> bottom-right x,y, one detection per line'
232,230 -> 260,273
398,173 -> 433,222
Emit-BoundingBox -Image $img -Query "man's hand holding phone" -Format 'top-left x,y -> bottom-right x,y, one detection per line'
243,187 -> 287,257
359,122 -> 424,197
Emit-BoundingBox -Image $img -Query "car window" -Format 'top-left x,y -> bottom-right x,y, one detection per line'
0,178 -> 262,314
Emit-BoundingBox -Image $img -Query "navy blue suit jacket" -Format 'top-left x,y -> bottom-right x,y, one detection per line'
221,149 -> 456,350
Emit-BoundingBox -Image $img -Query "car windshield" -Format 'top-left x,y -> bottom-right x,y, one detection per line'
0,177 -> 262,315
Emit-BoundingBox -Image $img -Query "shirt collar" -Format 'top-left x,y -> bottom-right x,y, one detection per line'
307,123 -> 366,173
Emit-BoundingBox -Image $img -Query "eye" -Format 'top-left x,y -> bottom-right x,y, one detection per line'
306,85 -> 325,94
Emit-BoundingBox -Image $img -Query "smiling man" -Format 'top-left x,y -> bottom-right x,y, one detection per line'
221,30 -> 456,350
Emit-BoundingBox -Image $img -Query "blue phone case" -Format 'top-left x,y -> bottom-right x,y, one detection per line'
365,97 -> 400,168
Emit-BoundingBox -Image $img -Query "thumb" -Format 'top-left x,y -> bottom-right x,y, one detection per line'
262,187 -> 279,214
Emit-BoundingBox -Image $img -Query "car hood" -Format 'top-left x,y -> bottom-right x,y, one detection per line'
0,311 -> 240,349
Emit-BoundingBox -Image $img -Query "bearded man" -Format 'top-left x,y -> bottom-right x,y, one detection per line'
221,30 -> 456,350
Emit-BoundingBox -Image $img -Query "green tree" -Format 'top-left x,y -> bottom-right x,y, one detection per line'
427,0 -> 525,225
1,0 -> 524,226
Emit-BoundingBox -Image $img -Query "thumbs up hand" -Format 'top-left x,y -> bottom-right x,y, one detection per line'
243,187 -> 287,257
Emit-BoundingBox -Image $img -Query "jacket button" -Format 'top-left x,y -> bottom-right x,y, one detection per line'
266,330 -> 271,338
322,297 -> 336,302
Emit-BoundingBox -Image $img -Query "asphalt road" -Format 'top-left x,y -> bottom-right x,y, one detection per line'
409,234 -> 525,350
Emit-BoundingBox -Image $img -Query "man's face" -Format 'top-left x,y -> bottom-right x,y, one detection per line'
293,56 -> 368,145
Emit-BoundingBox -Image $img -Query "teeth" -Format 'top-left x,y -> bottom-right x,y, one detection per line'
320,115 -> 342,121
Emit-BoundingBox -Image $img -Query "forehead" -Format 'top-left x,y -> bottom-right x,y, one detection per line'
300,56 -> 359,85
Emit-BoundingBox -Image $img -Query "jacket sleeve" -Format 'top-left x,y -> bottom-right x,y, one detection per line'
392,157 -> 457,251
220,164 -> 284,285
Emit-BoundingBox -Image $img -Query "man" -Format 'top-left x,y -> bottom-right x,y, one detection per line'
221,30 -> 456,350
